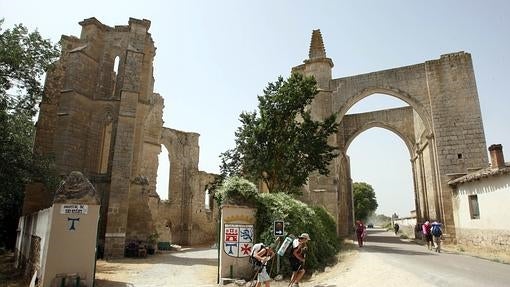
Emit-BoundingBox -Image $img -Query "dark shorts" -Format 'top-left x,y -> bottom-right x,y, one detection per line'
425,234 -> 433,242
289,257 -> 302,272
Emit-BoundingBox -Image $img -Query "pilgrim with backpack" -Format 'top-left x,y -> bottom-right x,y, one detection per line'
430,221 -> 443,253
249,243 -> 274,287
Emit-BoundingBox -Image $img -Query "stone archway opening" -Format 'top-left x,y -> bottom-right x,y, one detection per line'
347,127 -> 415,218
345,93 -> 417,221
346,93 -> 409,115
293,29 -> 488,241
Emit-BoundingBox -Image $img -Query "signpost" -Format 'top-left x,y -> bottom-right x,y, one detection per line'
273,220 -> 284,236
273,220 -> 285,274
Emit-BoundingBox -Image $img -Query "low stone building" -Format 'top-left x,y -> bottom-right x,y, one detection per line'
448,144 -> 510,254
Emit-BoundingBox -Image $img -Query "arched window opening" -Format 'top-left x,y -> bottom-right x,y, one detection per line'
156,145 -> 170,200
346,93 -> 408,115
112,56 -> 120,97
204,189 -> 211,211
98,115 -> 113,174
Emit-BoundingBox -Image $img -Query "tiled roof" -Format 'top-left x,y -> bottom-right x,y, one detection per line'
448,164 -> 510,185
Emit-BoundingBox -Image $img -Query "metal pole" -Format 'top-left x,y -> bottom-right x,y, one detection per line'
277,252 -> 280,275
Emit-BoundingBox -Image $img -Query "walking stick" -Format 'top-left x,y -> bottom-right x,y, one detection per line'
248,266 -> 261,287
288,252 -> 306,287
250,242 -> 277,287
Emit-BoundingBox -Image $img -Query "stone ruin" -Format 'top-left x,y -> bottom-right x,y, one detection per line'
294,30 -> 488,240
27,17 -> 217,258
25,19 -> 490,257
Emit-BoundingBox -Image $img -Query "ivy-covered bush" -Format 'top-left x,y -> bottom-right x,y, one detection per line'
255,193 -> 340,275
216,177 -> 341,276
214,176 -> 258,207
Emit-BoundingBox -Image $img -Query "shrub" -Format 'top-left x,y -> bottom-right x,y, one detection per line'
254,193 -> 340,276
216,177 -> 341,276
214,176 -> 258,207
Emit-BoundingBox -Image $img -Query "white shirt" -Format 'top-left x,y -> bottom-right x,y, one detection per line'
292,238 -> 300,249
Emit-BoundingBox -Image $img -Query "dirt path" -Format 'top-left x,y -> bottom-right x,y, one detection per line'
95,247 -> 218,287
5,230 -> 508,287
94,237 -> 433,287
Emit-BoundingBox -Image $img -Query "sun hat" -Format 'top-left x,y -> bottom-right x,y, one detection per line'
298,233 -> 311,241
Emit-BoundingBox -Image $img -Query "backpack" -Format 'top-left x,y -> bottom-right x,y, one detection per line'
431,225 -> 442,237
422,224 -> 431,235
249,243 -> 265,271
286,240 -> 297,258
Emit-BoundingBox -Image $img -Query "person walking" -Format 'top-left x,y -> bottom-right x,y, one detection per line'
288,233 -> 310,287
251,244 -> 274,287
422,220 -> 433,250
355,220 -> 366,247
430,220 -> 443,253
394,223 -> 400,235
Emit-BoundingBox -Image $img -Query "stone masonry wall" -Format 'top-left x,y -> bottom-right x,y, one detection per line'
456,228 -> 510,253
292,30 -> 488,241
31,17 -> 219,258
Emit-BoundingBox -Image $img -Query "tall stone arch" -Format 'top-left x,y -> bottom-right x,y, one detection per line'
294,30 -> 488,239
342,106 -> 416,154
159,128 -> 198,245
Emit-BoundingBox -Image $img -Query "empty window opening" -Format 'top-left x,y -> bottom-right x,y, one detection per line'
468,194 -> 480,219
205,189 -> 211,211
346,93 -> 409,115
457,153 -> 463,159
156,145 -> 170,200
112,56 -> 120,97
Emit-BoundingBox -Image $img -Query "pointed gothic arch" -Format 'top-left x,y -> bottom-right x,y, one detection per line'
293,29 -> 488,239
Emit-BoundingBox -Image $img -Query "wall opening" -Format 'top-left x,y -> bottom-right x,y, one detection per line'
348,128 -> 414,218
112,56 -> 120,97
346,93 -> 408,115
346,94 -> 414,218
468,194 -> 480,219
205,189 -> 211,211
156,145 -> 170,200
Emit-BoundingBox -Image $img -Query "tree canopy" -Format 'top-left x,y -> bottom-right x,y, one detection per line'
0,20 -> 60,249
220,73 -> 338,194
353,182 -> 378,221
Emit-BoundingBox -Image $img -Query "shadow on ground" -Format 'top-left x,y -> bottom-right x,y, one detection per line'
97,247 -> 218,267
94,279 -> 135,287
358,229 -> 435,256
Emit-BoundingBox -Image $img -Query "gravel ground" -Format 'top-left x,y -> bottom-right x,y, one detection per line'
2,232 -> 508,287
94,239 -> 433,287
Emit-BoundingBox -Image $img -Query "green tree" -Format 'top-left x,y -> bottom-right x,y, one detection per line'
353,182 -> 378,221
220,73 -> 338,194
0,20 -> 60,249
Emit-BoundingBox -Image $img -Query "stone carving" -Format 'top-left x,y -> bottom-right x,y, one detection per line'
132,175 -> 149,186
53,171 -> 99,204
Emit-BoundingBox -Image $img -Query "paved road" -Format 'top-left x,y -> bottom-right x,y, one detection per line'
350,228 -> 510,287
95,230 -> 510,286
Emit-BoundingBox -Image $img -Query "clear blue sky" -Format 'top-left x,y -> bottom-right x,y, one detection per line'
3,0 -> 509,217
